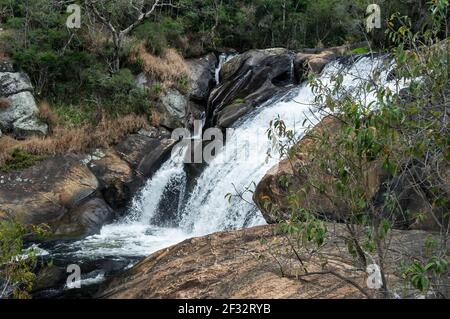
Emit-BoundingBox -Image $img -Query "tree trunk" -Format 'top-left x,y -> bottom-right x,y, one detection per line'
111,34 -> 122,74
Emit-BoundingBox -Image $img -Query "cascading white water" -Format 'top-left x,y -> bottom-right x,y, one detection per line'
178,93 -> 312,235
54,54 -> 400,260
128,145 -> 187,225
215,53 -> 236,84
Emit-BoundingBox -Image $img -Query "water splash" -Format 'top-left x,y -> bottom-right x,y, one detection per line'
51,55 -> 400,260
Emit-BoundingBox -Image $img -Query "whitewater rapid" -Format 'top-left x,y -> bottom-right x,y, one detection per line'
49,54 -> 399,261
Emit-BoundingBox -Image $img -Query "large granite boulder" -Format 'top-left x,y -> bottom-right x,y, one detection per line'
136,53 -> 218,130
253,116 -> 445,231
253,117 -> 366,223
113,134 -> 176,177
0,72 -> 34,96
0,154 -> 110,239
97,224 -> 434,299
294,43 -> 369,81
158,89 -> 188,129
0,61 -> 15,72
84,149 -> 134,210
87,134 -> 177,210
52,197 -> 114,239
0,131 -> 177,238
0,62 -> 48,137
207,48 -> 295,128
186,53 -> 217,102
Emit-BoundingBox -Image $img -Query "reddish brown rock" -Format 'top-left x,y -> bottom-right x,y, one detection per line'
88,149 -> 134,209
252,116 -> 385,223
253,115 -> 444,231
294,43 -> 367,80
97,224 -> 434,299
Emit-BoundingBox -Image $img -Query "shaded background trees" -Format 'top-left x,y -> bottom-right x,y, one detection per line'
0,0 -> 432,111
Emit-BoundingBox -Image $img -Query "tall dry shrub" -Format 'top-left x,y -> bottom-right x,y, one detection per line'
130,43 -> 188,90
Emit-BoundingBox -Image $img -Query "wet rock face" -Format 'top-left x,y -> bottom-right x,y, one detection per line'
0,62 -> 48,137
207,48 -> 296,129
52,197 -> 114,239
184,53 -> 218,129
0,154 -> 104,238
87,134 -> 177,210
0,132 -> 177,239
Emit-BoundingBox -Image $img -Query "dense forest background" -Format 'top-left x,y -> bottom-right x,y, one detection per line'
0,0 -> 432,121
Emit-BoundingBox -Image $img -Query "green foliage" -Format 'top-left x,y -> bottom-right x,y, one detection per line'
0,149 -> 46,173
278,209 -> 327,248
1,0 -> 94,98
78,67 -> 151,117
351,47 -> 370,54
0,219 -> 49,299
179,0 -> 369,49
402,257 -> 449,293
265,1 -> 449,297
135,18 -> 186,56
177,75 -> 190,94
53,104 -> 94,127
0,0 -> 150,117
0,0 -> 434,124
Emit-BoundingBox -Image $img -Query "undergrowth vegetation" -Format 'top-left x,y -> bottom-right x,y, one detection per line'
263,1 -> 449,298
0,218 -> 49,299
0,113 -> 148,171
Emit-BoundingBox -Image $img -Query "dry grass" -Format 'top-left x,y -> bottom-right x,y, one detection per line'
0,97 -> 10,110
37,101 -> 59,128
150,110 -> 162,127
130,43 -> 188,90
0,113 -> 149,167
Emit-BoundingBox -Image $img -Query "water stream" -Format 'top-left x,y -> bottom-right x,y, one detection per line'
40,54 -> 399,295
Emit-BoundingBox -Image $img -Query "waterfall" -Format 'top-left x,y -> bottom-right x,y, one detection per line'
179,92 -> 307,235
55,54 -> 398,259
215,53 -> 236,84
129,146 -> 187,226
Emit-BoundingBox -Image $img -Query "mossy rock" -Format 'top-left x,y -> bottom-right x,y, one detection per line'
0,149 -> 46,173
